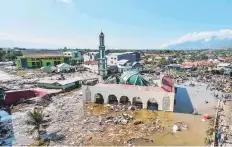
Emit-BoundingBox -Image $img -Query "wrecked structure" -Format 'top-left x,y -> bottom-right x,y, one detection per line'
82,71 -> 175,111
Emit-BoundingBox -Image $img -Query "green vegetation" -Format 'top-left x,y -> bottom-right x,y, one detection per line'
0,48 -> 23,61
204,119 -> 216,145
25,109 -> 46,140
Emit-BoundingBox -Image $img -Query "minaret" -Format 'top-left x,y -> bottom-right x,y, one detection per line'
98,31 -> 107,82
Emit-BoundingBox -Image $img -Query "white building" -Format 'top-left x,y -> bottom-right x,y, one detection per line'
83,52 -> 99,62
117,60 -> 144,73
82,74 -> 175,111
217,63 -> 231,69
107,52 -> 139,66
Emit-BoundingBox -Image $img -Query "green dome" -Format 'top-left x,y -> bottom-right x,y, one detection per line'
120,71 -> 150,86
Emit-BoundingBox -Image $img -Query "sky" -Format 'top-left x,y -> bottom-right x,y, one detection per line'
0,0 -> 232,49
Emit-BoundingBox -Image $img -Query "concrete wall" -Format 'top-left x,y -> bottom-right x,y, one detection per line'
107,55 -> 118,66
83,53 -> 99,62
82,85 -> 175,111
107,53 -> 137,66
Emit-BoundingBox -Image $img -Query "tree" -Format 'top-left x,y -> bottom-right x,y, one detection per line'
159,57 -> 167,65
25,109 -> 46,139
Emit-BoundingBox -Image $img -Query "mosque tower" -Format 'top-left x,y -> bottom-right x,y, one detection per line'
98,31 -> 107,82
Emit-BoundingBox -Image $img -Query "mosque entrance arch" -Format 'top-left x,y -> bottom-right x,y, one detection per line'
95,93 -> 104,104
119,96 -> 130,105
132,97 -> 143,109
108,95 -> 118,104
147,98 -> 158,111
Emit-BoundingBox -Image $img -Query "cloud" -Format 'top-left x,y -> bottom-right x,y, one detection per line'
56,0 -> 72,4
161,29 -> 232,48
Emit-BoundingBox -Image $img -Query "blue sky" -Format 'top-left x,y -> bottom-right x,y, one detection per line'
0,0 -> 232,49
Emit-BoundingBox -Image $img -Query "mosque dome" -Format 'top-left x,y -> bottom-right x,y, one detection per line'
119,71 -> 150,86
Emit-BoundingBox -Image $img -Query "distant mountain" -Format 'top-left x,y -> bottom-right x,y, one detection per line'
166,36 -> 232,49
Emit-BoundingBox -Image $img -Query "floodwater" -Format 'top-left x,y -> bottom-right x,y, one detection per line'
132,113 -> 208,146
85,81 -> 217,146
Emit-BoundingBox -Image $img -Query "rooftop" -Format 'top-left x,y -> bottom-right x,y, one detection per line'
21,50 -> 63,57
109,52 -> 135,56
84,52 -> 99,55
95,83 -> 168,92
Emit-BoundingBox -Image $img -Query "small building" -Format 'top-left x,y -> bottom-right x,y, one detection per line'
63,51 -> 83,65
83,52 -> 99,62
117,60 -> 144,73
107,52 -> 141,66
167,64 -> 181,69
217,63 -> 231,69
37,77 -> 82,91
16,55 -> 71,69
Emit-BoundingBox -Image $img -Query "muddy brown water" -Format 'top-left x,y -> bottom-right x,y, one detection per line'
85,104 -> 209,146
132,113 -> 208,146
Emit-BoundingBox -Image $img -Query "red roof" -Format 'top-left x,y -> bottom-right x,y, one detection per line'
182,60 -> 212,67
84,61 -> 97,65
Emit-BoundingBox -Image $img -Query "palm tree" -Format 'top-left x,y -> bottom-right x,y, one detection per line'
25,109 -> 46,139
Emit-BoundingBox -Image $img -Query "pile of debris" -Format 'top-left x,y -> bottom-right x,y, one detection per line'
172,122 -> 188,133
105,113 -> 133,125
109,104 -> 137,112
83,117 -> 167,146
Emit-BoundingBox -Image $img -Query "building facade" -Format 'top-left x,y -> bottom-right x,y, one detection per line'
82,75 -> 175,111
16,55 -> 71,69
83,52 -> 99,62
63,51 -> 83,65
107,52 -> 141,66
117,60 -> 144,73
82,72 -> 175,111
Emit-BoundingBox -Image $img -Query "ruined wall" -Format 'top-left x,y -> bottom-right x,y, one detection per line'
82,85 -> 175,111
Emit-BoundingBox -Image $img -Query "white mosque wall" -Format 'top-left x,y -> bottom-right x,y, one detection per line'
82,85 -> 175,111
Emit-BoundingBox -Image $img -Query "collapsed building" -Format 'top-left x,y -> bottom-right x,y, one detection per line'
82,71 -> 176,111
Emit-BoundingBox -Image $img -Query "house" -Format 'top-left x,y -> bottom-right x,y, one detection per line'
107,52 -> 141,66
83,52 -> 99,62
212,63 -> 231,74
63,51 -> 83,65
167,64 -> 181,69
117,59 -> 144,73
217,63 -> 231,69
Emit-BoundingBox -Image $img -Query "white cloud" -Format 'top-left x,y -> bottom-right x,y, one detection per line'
56,0 -> 72,4
161,29 -> 232,48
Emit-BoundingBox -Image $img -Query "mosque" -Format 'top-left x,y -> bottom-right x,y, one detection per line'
82,31 -> 176,111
